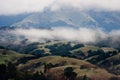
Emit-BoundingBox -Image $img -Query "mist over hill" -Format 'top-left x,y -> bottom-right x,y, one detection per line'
0,7 -> 120,49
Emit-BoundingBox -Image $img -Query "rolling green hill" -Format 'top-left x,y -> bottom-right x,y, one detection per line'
17,56 -> 117,80
0,49 -> 34,64
0,41 -> 120,79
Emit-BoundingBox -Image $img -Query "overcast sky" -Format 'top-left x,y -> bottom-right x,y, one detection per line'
0,0 -> 120,15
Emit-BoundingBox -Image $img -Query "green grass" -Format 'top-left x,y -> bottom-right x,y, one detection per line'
46,64 -> 113,80
101,47 -> 118,53
18,56 -> 97,72
71,45 -> 100,56
0,49 -> 33,64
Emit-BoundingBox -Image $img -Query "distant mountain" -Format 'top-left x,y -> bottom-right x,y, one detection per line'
0,13 -> 31,27
89,11 -> 120,31
12,8 -> 98,29
12,8 -> 120,31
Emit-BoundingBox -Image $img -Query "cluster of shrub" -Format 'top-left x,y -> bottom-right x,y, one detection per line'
87,49 -> 118,64
45,43 -> 84,57
0,61 -> 91,80
0,62 -> 47,80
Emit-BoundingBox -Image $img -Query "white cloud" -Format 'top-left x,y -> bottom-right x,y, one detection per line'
0,0 -> 120,15
51,0 -> 120,11
0,27 -> 119,48
0,0 -> 55,15
11,27 -> 108,43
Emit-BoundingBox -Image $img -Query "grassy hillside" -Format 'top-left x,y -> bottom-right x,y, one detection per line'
18,56 -> 96,71
17,56 -> 118,80
0,49 -> 33,64
47,66 -> 114,80
99,53 -> 120,75
0,41 -> 120,79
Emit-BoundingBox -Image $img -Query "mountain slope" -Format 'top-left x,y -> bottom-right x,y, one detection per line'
12,9 -> 120,31
89,11 -> 120,31
0,14 -> 31,27
12,9 -> 98,28
0,49 -> 33,64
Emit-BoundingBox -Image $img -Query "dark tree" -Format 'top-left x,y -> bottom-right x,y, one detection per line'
7,62 -> 17,79
33,71 -> 41,80
32,71 -> 48,80
0,64 -> 8,80
44,63 -> 47,73
82,75 -> 90,80
64,67 -> 77,80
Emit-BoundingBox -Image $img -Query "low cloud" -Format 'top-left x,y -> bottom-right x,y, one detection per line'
11,27 -> 107,43
0,0 -> 120,15
0,27 -> 119,48
108,30 -> 120,47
